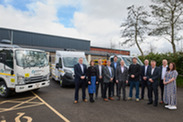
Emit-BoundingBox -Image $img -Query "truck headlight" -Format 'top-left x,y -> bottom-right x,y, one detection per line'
17,74 -> 25,84
43,74 -> 50,80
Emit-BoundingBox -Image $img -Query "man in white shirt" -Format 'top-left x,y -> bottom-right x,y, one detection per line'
95,58 -> 105,98
159,59 -> 168,104
147,60 -> 160,107
141,59 -> 150,100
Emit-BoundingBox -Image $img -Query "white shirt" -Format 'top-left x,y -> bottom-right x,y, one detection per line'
121,66 -> 124,73
79,64 -> 84,73
161,66 -> 167,80
145,65 -> 148,75
151,67 -> 155,75
99,65 -> 102,76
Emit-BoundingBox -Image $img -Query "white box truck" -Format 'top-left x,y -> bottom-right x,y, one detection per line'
51,51 -> 88,87
0,44 -> 50,97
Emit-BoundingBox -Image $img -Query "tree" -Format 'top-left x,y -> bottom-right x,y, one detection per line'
149,0 -> 183,55
120,5 -> 150,56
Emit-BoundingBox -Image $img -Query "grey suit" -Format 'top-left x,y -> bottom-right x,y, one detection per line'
103,66 -> 114,98
116,66 -> 128,99
95,65 -> 105,98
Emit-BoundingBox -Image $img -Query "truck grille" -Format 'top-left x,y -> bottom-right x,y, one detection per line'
25,75 -> 47,84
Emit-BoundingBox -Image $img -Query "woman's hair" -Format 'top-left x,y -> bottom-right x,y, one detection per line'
168,62 -> 176,71
90,60 -> 94,66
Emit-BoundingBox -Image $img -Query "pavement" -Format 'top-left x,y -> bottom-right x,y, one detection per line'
0,79 -> 183,122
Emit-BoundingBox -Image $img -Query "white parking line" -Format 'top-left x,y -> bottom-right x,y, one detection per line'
31,91 -> 70,122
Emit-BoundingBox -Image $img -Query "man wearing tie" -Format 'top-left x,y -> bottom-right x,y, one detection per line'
95,58 -> 105,98
110,55 -> 120,97
103,60 -> 114,101
116,60 -> 128,101
159,59 -> 168,104
147,60 -> 160,107
141,59 -> 151,100
74,57 -> 88,104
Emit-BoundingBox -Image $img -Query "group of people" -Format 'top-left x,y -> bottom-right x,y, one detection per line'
74,56 -> 178,110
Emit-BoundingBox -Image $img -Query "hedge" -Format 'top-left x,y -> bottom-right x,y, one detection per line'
138,52 -> 183,87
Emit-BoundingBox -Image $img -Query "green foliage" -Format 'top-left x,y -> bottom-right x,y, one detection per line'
139,52 -> 183,75
139,52 -> 183,87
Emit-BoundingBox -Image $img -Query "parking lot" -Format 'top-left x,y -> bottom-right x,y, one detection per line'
0,79 -> 183,122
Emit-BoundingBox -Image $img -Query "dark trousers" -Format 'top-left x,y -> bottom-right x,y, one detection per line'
160,80 -> 164,101
103,82 -> 113,98
141,79 -> 148,99
96,78 -> 104,98
148,82 -> 158,104
111,78 -> 118,96
74,79 -> 86,101
118,81 -> 126,99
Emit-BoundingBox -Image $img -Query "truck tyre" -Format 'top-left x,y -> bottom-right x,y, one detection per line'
0,81 -> 10,98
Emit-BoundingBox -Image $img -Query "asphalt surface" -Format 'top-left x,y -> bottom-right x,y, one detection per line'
0,79 -> 183,122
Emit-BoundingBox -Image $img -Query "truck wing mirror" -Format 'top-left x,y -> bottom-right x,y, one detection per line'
0,53 -> 6,63
56,63 -> 60,69
11,70 -> 14,75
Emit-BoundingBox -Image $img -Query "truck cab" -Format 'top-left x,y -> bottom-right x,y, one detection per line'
51,51 -> 88,87
0,45 -> 50,97
110,55 -> 143,68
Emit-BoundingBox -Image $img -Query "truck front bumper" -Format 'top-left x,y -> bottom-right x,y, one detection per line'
15,80 -> 50,93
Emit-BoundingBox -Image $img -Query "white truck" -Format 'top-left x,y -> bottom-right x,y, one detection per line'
51,51 -> 88,87
0,44 -> 50,97
110,55 -> 143,68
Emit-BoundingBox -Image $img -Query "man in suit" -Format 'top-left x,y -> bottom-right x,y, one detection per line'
116,60 -> 128,101
128,57 -> 141,102
74,57 -> 88,104
141,59 -> 151,100
110,55 -> 120,97
103,60 -> 114,102
147,60 -> 160,107
159,59 -> 168,104
95,58 -> 105,98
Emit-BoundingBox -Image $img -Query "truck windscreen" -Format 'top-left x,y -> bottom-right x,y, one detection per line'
15,50 -> 48,68
63,57 -> 88,68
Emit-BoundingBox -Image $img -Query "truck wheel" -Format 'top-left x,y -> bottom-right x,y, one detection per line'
0,81 -> 10,98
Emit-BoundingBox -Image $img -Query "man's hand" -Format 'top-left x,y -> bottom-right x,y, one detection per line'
116,80 -> 118,83
149,78 -> 153,83
88,81 -> 91,84
99,76 -> 102,79
96,81 -> 99,84
143,76 -> 147,80
110,78 -> 113,82
81,76 -> 85,79
131,75 -> 135,78
126,80 -> 128,84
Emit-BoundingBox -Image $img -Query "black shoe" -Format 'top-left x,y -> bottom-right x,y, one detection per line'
140,98 -> 144,100
147,102 -> 153,105
154,103 -> 158,107
91,99 -> 95,103
123,99 -> 126,101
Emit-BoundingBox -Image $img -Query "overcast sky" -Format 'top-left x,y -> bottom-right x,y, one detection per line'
0,0 -> 182,55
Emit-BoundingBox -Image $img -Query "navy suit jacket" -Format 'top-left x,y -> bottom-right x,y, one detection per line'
110,61 -> 120,78
74,63 -> 87,82
141,65 -> 151,78
159,66 -> 169,80
147,66 -> 160,85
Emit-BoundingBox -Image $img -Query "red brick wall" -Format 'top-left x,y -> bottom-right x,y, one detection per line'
90,47 -> 130,55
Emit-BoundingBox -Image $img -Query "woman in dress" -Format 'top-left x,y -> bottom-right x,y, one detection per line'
163,62 -> 178,110
87,60 -> 98,103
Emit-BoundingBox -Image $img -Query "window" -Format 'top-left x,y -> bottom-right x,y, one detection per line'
0,50 -> 13,69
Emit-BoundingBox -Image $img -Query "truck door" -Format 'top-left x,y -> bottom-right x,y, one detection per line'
0,50 -> 15,88
55,57 -> 63,81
